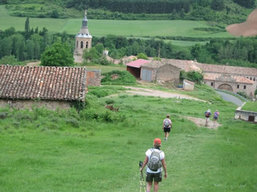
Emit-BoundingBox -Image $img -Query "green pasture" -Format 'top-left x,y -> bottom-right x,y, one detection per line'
0,5 -> 232,39
85,64 -> 126,73
0,84 -> 256,192
242,101 -> 257,112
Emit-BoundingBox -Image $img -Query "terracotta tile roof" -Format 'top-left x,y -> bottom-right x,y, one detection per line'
197,63 -> 257,76
204,73 -> 254,84
0,65 -> 87,101
126,59 -> 150,68
141,60 -> 165,68
163,59 -> 201,72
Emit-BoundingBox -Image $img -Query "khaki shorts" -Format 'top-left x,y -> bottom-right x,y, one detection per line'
146,172 -> 162,182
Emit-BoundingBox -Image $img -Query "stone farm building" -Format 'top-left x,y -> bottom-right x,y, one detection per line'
126,58 -> 257,97
0,65 -> 100,110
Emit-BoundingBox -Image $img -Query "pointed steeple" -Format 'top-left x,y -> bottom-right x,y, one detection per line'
79,10 -> 91,36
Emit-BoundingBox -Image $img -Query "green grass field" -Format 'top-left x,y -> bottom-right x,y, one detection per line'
0,5 -> 232,40
0,84 -> 256,192
242,101 -> 257,112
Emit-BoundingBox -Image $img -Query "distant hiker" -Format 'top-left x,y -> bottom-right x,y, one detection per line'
140,138 -> 167,192
205,109 -> 212,126
213,110 -> 219,121
163,114 -> 172,140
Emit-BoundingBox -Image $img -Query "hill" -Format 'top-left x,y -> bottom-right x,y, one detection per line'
0,84 -> 256,191
0,0 -> 255,24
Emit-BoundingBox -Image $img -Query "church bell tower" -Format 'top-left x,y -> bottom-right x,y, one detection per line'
74,10 -> 92,63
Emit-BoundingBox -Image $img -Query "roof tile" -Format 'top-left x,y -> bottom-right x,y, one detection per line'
0,65 -> 87,101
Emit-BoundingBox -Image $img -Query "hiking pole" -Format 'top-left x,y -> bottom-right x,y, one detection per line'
139,161 -> 146,192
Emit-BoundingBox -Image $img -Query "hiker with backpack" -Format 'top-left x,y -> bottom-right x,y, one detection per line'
163,114 -> 172,141
213,110 -> 219,121
204,109 -> 212,127
140,138 -> 167,192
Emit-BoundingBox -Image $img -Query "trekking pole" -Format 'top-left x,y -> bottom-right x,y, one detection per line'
139,161 -> 146,192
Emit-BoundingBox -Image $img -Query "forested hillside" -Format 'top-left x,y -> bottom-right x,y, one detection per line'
0,0 -> 256,23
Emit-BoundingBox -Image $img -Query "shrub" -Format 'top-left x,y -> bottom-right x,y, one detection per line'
137,53 -> 148,60
101,70 -> 136,85
180,70 -> 203,84
237,92 -> 248,98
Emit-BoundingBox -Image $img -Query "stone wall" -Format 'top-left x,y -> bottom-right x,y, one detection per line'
235,109 -> 257,123
155,64 -> 180,82
0,100 -> 71,110
183,80 -> 194,91
204,80 -> 255,97
86,70 -> 101,86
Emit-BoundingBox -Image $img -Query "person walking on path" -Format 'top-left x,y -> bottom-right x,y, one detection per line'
204,109 -> 212,127
140,138 -> 167,192
163,114 -> 172,141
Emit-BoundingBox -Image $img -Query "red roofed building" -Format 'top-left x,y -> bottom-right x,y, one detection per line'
0,65 -> 96,110
126,59 -> 150,78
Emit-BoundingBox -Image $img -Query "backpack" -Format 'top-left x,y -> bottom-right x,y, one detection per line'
205,112 -> 210,118
164,119 -> 170,128
147,149 -> 162,171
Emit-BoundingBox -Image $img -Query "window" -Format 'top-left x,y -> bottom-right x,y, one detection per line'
80,41 -> 83,48
254,78 -> 255,81
244,85 -> 246,89
237,85 -> 239,89
86,42 -> 88,48
250,77 -> 252,80
211,82 -> 214,86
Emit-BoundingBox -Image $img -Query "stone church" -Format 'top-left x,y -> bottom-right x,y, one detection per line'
74,11 -> 92,63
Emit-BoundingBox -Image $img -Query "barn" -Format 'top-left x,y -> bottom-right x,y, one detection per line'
140,60 -> 181,83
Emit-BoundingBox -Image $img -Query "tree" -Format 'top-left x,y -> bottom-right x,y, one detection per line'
211,0 -> 225,11
25,17 -> 30,39
41,41 -> 74,66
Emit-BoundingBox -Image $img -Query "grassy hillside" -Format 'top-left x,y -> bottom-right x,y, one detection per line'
0,5 -> 232,40
0,84 -> 256,192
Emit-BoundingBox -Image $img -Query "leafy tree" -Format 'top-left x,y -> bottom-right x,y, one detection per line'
41,41 -> 74,66
83,47 -> 101,61
211,0 -> 225,11
233,0 -> 255,8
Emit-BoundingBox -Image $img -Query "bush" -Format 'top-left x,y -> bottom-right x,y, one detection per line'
101,70 -> 136,85
237,92 -> 248,98
137,53 -> 148,60
180,70 -> 203,84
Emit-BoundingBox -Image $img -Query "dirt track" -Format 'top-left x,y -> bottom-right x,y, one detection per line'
124,86 -> 206,102
226,9 -> 257,36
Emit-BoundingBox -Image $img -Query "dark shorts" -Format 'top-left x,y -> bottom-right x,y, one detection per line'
146,172 -> 162,183
214,116 -> 218,120
164,127 -> 171,133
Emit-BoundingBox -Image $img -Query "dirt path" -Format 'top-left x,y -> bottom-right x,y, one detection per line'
185,116 -> 221,129
124,86 -> 206,102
